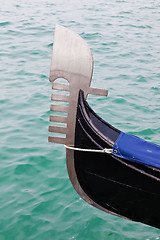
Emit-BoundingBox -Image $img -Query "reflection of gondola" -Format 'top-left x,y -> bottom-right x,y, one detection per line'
48,25 -> 160,229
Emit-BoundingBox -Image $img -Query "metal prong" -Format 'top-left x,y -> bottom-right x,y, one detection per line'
51,94 -> 69,102
52,82 -> 69,92
50,104 -> 69,113
48,136 -> 66,144
49,126 -> 67,134
88,88 -> 108,96
49,115 -> 67,123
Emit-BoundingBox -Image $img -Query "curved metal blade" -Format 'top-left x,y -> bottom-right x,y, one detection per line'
49,25 -> 108,145
49,24 -> 93,89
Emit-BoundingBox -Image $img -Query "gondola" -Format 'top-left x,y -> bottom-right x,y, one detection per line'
48,25 -> 160,229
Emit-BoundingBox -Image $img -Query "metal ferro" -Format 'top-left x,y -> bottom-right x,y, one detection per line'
48,25 -> 109,211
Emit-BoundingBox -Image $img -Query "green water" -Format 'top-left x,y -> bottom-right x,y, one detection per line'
0,0 -> 160,239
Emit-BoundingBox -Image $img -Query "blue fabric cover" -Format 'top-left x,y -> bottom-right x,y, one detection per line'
112,132 -> 160,169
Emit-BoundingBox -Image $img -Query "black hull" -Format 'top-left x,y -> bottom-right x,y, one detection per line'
74,90 -> 160,229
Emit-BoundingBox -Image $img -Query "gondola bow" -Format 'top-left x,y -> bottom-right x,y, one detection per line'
48,25 -> 160,229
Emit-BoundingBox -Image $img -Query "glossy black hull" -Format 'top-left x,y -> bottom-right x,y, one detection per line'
74,90 -> 160,229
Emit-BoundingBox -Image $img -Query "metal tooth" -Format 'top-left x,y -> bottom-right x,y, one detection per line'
88,87 -> 108,96
52,82 -> 69,92
48,136 -> 66,144
49,126 -> 67,134
50,104 -> 69,113
49,115 -> 67,123
51,94 -> 69,102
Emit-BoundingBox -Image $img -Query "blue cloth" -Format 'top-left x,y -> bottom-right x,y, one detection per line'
112,132 -> 160,169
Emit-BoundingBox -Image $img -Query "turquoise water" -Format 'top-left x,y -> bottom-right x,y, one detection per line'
0,0 -> 160,239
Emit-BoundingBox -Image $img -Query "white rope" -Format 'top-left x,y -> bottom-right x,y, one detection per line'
64,145 -> 112,154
